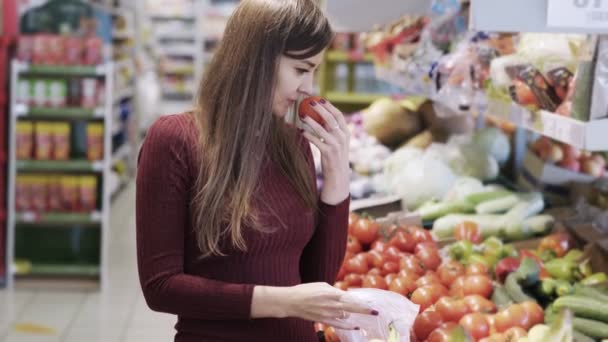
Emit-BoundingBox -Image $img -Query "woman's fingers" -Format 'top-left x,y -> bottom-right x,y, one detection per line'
319,99 -> 348,132
309,101 -> 339,132
302,118 -> 336,146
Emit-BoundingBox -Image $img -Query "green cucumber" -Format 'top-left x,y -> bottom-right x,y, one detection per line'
492,284 -> 514,310
554,296 -> 608,322
504,272 -> 536,303
574,285 -> 608,303
573,329 -> 596,342
573,317 -> 608,339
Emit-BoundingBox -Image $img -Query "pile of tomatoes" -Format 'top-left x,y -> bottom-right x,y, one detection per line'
329,213 -> 545,342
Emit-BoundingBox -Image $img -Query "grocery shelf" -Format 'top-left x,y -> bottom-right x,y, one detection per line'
16,211 -> 102,226
325,0 -> 430,32
16,160 -> 104,172
112,31 -> 135,40
325,91 -> 385,105
114,87 -> 134,103
326,51 -> 374,63
470,0 -> 608,34
150,15 -> 195,21
486,99 -> 608,152
112,144 -> 131,165
16,62 -> 107,76
15,104 -> 104,119
14,262 -> 100,277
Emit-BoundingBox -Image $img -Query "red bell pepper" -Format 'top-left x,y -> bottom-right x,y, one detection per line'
538,232 -> 573,258
495,257 -> 520,283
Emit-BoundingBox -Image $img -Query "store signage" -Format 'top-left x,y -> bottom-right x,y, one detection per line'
547,0 -> 608,31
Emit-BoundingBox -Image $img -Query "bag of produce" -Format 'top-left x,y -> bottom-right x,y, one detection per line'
334,288 -> 419,342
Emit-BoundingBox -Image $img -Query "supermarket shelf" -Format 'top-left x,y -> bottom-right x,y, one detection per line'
325,91 -> 385,105
15,104 -> 104,119
16,160 -> 104,172
113,31 -> 135,40
16,211 -> 102,225
114,87 -> 134,103
14,276 -> 99,290
325,0 -> 430,32
470,0 -> 608,34
14,262 -> 100,277
150,15 -> 195,21
156,33 -> 196,40
16,62 -> 108,76
163,68 -> 195,75
326,51 -> 374,63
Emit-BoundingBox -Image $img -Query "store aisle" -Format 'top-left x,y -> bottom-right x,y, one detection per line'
0,181 -> 176,342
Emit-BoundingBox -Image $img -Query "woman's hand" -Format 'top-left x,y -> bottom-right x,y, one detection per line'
252,283 -> 378,330
300,98 -> 350,205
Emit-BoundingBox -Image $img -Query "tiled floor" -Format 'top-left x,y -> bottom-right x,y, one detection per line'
0,181 -> 176,342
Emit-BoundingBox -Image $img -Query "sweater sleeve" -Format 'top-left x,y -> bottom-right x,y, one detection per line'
136,115 -> 255,320
299,140 -> 349,284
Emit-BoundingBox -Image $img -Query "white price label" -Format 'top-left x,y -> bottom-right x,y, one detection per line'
547,0 -> 608,31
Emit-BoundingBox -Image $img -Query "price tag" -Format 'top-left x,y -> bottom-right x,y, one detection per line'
547,0 -> 608,31
21,212 -> 36,222
15,104 -> 28,117
90,211 -> 102,222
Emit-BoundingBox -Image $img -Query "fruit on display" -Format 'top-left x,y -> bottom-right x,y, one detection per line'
531,136 -> 607,177
298,96 -> 325,125
361,97 -> 423,147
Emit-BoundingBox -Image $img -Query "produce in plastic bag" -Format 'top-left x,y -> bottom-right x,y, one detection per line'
362,98 -> 422,147
334,288 -> 419,342
590,35 -> 608,120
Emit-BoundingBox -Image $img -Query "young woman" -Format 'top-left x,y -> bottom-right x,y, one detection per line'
136,0 -> 376,340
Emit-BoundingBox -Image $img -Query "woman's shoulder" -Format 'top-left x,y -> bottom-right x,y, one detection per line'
145,113 -> 198,148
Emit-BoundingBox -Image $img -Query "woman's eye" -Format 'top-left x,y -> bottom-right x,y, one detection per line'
296,68 -> 309,75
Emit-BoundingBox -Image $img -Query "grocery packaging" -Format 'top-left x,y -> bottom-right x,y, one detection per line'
46,79 -> 67,108
32,34 -> 50,65
46,35 -> 64,66
17,36 -> 34,62
86,123 -> 104,161
34,121 -> 53,160
81,78 -> 98,108
590,35 -> 608,121
83,37 -> 103,66
61,176 -> 80,211
30,176 -> 48,212
52,122 -> 71,160
17,79 -> 31,105
32,79 -> 47,107
47,176 -> 62,212
64,36 -> 83,65
15,176 -> 32,212
16,121 -> 33,160
80,176 -> 97,211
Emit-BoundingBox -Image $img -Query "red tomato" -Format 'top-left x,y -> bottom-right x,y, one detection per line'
298,96 -> 325,125
343,254 -> 369,274
336,266 -> 346,281
367,267 -> 382,276
323,326 -> 339,342
381,261 -> 400,276
416,272 -> 442,287
463,295 -> 496,314
454,221 -> 482,244
494,257 -> 521,283
464,275 -> 493,298
383,246 -> 402,263
503,326 -> 528,340
343,273 -> 363,287
385,273 -> 398,286
466,262 -> 489,276
414,310 -> 444,341
348,212 -> 359,234
438,260 -> 465,287
494,304 -> 531,332
408,226 -> 434,244
435,297 -> 471,323
389,230 -> 417,253
389,275 -> 417,296
520,301 -> 544,328
400,255 -> 426,276
352,218 -> 380,245
426,322 -> 461,342
398,269 -> 421,281
371,240 -> 388,253
449,276 -> 467,297
333,281 -> 348,291
346,235 -> 362,254
367,250 -> 385,269
411,284 -> 448,312
416,244 -> 442,271
460,313 -> 490,340
362,274 -> 388,290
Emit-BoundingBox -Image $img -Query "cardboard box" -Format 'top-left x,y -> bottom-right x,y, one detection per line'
517,148 -> 596,205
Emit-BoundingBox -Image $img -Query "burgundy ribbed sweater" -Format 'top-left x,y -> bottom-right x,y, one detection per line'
136,113 -> 349,341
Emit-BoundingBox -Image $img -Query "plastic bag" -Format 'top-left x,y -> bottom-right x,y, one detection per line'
334,288 -> 419,342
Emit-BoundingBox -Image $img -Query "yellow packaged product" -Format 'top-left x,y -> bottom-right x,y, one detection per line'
86,123 -> 104,161
16,121 -> 34,160
52,122 -> 71,160
80,176 -> 97,211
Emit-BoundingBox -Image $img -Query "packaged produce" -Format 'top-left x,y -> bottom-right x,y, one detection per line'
17,79 -> 31,105
52,122 -> 71,160
81,78 -> 98,108
16,121 -> 34,160
83,37 -> 103,66
46,79 -> 67,107
61,176 -> 80,211
34,122 -> 53,160
86,123 -> 104,161
30,176 -> 48,212
32,79 -> 47,107
64,36 -> 83,65
79,176 -> 97,211
15,176 -> 33,212
47,175 -> 62,212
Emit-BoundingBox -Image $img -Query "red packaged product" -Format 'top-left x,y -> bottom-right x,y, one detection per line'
64,36 -> 84,65
46,35 -> 65,65
47,176 -> 63,212
15,176 -> 32,212
83,37 -> 103,66
32,34 -> 50,65
17,36 -> 35,63
30,176 -> 48,212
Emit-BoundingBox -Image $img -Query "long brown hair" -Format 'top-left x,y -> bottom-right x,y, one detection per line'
192,0 -> 333,257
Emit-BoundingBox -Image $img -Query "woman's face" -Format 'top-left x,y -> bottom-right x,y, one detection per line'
272,51 -> 324,117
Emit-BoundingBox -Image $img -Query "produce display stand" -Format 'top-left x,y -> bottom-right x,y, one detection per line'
6,61 -> 114,291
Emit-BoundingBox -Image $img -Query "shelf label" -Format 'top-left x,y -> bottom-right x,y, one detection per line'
20,212 -> 36,222
92,161 -> 104,171
90,211 -> 102,222
15,104 -> 28,116
547,0 -> 608,31
94,108 -> 105,117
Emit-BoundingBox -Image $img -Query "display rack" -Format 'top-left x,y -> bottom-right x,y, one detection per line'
6,60 -> 113,290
